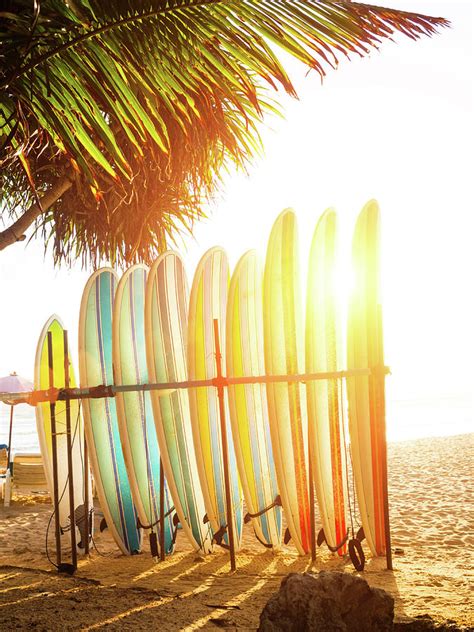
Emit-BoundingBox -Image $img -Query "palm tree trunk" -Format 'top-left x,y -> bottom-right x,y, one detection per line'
0,174 -> 73,252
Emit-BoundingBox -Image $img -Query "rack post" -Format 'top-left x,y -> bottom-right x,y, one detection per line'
63,331 -> 77,569
378,372 -> 392,570
159,460 -> 165,562
213,319 -> 236,572
376,307 -> 392,571
47,332 -> 62,568
83,434 -> 90,555
308,439 -> 316,563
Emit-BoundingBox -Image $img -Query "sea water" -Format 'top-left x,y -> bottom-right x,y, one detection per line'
0,394 -> 472,455
0,403 -> 40,454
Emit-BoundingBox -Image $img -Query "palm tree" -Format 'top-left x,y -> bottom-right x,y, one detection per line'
0,1 -> 447,266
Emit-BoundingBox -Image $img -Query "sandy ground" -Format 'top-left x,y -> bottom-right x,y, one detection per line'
0,433 -> 472,630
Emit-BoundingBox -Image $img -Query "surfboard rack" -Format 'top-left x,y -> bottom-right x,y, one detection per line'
19,323 -> 392,574
4,367 -> 390,406
253,531 -> 274,549
136,505 -> 175,530
244,495 -> 282,524
317,528 -> 350,555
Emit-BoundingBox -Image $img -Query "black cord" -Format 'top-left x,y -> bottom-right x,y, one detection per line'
340,377 -> 355,540
45,401 -> 83,568
90,534 -> 107,557
45,465 -> 71,569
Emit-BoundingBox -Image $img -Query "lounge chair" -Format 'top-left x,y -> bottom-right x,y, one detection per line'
0,446 -> 7,475
9,453 -> 48,496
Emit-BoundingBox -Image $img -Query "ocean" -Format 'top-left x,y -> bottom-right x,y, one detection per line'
0,393 -> 472,456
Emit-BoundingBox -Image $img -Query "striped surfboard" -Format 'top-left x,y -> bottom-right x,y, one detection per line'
35,315 -> 93,552
306,209 -> 348,555
263,209 -> 311,555
113,264 -> 175,555
226,250 -> 282,549
188,247 -> 243,549
145,252 -> 213,554
347,200 -> 387,556
226,250 -> 281,549
79,268 -> 141,555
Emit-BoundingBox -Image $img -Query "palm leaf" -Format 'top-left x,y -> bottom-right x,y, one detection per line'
0,1 -> 448,265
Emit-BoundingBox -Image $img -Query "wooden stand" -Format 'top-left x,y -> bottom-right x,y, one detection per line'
47,332 -> 62,568
83,436 -> 90,555
377,307 -> 392,571
159,460 -> 165,562
308,439 -> 316,564
213,319 -> 236,572
22,342 -> 391,573
63,331 -> 77,570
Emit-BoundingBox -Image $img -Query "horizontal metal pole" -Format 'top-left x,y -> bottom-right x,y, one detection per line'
226,366 -> 389,386
0,366 -> 390,405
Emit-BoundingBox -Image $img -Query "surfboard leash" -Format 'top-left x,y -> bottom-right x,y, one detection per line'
45,403 -> 84,574
339,377 -> 366,571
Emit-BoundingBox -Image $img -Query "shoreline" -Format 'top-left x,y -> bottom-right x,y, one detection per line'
0,433 -> 472,629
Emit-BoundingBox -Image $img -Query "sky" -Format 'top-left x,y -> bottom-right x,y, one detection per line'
0,0 -> 472,440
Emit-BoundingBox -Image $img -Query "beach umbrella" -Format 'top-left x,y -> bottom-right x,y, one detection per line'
0,372 -> 34,470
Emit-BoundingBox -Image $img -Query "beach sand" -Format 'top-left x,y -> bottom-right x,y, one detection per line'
0,433 -> 472,630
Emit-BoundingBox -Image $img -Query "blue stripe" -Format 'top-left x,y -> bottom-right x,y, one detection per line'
96,272 -> 141,553
129,268 -> 174,551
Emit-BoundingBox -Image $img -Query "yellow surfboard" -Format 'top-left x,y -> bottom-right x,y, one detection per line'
227,250 -> 281,549
347,200 -> 387,557
188,247 -> 243,549
263,210 -> 310,555
35,315 -> 92,552
306,209 -> 348,555
145,252 -> 213,554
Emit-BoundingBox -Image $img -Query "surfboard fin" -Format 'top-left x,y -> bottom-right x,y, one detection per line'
212,525 -> 227,547
284,527 -> 292,545
75,504 -> 93,549
100,517 -> 108,532
317,528 -> 326,547
356,527 -> 365,542
348,538 -> 365,571
171,513 -> 180,547
203,513 -> 209,524
149,531 -> 159,559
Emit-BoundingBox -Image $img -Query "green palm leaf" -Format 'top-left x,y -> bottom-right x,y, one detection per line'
0,1 -> 448,265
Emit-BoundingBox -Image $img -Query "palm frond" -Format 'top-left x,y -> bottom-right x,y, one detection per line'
0,1 -> 448,266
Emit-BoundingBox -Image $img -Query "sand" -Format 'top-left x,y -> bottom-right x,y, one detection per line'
0,433 -> 472,630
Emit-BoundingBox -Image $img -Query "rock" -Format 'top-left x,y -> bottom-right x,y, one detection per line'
258,571 -> 394,631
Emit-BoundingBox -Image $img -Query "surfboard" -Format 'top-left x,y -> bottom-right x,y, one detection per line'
79,268 -> 142,555
35,314 -> 92,551
187,247 -> 243,549
263,209 -> 310,555
346,200 -> 387,556
306,209 -> 348,555
145,252 -> 213,554
113,264 -> 175,555
226,250 -> 281,549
